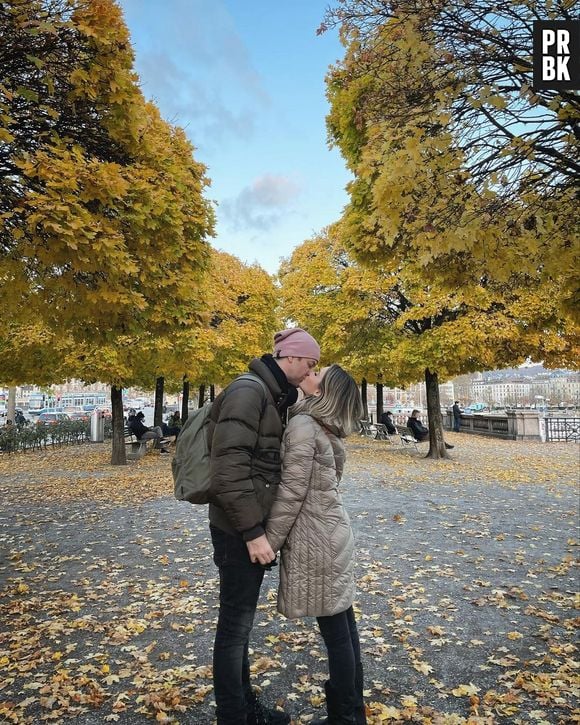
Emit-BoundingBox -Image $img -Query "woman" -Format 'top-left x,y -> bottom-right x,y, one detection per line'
266,365 -> 366,725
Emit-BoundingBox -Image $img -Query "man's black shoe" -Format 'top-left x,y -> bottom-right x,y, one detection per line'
247,697 -> 291,725
445,442 -> 454,449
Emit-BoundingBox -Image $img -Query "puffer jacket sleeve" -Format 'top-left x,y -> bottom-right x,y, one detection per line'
209,380 -> 265,537
335,444 -> 345,482
266,416 -> 316,553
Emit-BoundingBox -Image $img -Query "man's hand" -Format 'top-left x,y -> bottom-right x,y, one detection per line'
246,535 -> 275,565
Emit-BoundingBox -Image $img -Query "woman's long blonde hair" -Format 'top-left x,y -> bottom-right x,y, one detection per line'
292,364 -> 363,437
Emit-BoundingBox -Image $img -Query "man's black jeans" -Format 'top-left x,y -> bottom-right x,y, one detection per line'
211,525 -> 265,725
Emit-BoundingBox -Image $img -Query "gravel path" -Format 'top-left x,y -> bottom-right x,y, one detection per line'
0,434 -> 578,724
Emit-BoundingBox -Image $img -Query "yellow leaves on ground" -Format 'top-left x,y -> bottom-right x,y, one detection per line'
0,433 -> 578,723
0,444 -> 171,504
348,434 -> 576,493
451,683 -> 480,697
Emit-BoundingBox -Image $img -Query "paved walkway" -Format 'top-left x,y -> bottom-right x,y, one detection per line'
0,434 -> 578,724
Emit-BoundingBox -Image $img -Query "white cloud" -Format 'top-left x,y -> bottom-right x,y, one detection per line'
119,0 -> 269,148
221,175 -> 301,231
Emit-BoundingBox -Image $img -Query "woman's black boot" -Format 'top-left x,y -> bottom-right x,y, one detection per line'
311,681 -> 356,725
354,662 -> 367,724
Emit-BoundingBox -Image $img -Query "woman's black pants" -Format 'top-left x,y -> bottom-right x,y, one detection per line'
316,606 -> 361,703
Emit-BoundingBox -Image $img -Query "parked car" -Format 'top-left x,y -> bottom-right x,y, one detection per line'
37,412 -> 71,425
29,407 -> 65,416
69,411 -> 90,422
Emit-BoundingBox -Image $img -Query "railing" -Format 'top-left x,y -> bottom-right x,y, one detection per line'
453,413 -> 515,438
443,411 -> 542,441
544,418 -> 580,442
373,411 -> 579,442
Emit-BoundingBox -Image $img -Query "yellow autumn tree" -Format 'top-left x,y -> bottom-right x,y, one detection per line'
0,322 -> 70,388
278,228 -> 577,458
323,1 -> 579,318
1,0 -> 215,462
323,6 -> 578,455
278,229 -> 400,416
194,250 -> 279,388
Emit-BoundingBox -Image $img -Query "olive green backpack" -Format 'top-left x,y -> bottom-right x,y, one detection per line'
172,374 -> 267,504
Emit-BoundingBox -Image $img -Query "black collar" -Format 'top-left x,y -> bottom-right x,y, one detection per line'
261,354 -> 298,413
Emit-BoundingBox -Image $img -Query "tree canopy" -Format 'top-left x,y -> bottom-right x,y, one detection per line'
323,0 -> 579,199
197,250 -> 279,387
324,0 -> 579,318
279,226 -> 578,456
1,0 -> 215,341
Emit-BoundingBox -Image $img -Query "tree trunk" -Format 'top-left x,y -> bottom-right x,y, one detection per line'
110,386 -> 127,465
154,376 -> 164,427
376,382 -> 384,422
210,384 -> 215,402
361,378 -> 369,420
7,386 -> 16,423
181,376 -> 190,423
198,384 -> 206,409
424,368 -> 449,459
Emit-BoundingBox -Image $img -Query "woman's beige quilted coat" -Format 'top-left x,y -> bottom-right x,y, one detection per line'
266,413 -> 355,618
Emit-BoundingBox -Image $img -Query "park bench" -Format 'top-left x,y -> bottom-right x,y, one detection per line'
360,420 -> 392,440
123,426 -> 171,460
124,426 -> 150,460
359,420 -> 378,438
359,421 -> 405,449
395,425 -> 420,453
373,422 -> 401,447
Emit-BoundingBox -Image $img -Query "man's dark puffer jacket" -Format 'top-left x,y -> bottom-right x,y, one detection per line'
208,358 -> 287,541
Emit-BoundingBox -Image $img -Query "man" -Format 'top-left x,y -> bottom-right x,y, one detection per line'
452,401 -> 462,432
379,410 -> 397,435
14,409 -> 27,428
407,409 -> 454,449
208,328 -> 321,725
127,411 -> 169,453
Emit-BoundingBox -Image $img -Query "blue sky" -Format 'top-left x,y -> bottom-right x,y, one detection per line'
118,0 -> 351,274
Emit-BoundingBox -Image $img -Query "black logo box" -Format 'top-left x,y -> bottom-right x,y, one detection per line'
533,20 -> 580,90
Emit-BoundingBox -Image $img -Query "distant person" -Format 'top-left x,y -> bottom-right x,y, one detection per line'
407,410 -> 454,449
169,411 -> 182,428
127,411 -> 169,453
14,410 -> 27,428
452,401 -> 463,432
162,411 -> 181,437
379,410 -> 397,435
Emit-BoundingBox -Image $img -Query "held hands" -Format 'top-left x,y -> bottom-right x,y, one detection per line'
246,534 -> 275,566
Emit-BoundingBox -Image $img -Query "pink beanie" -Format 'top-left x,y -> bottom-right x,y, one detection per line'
273,328 -> 320,362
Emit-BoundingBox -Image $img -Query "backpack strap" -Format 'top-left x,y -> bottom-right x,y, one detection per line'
236,373 -> 271,413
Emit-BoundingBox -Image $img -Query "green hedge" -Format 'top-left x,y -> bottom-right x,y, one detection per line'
0,419 -> 113,454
